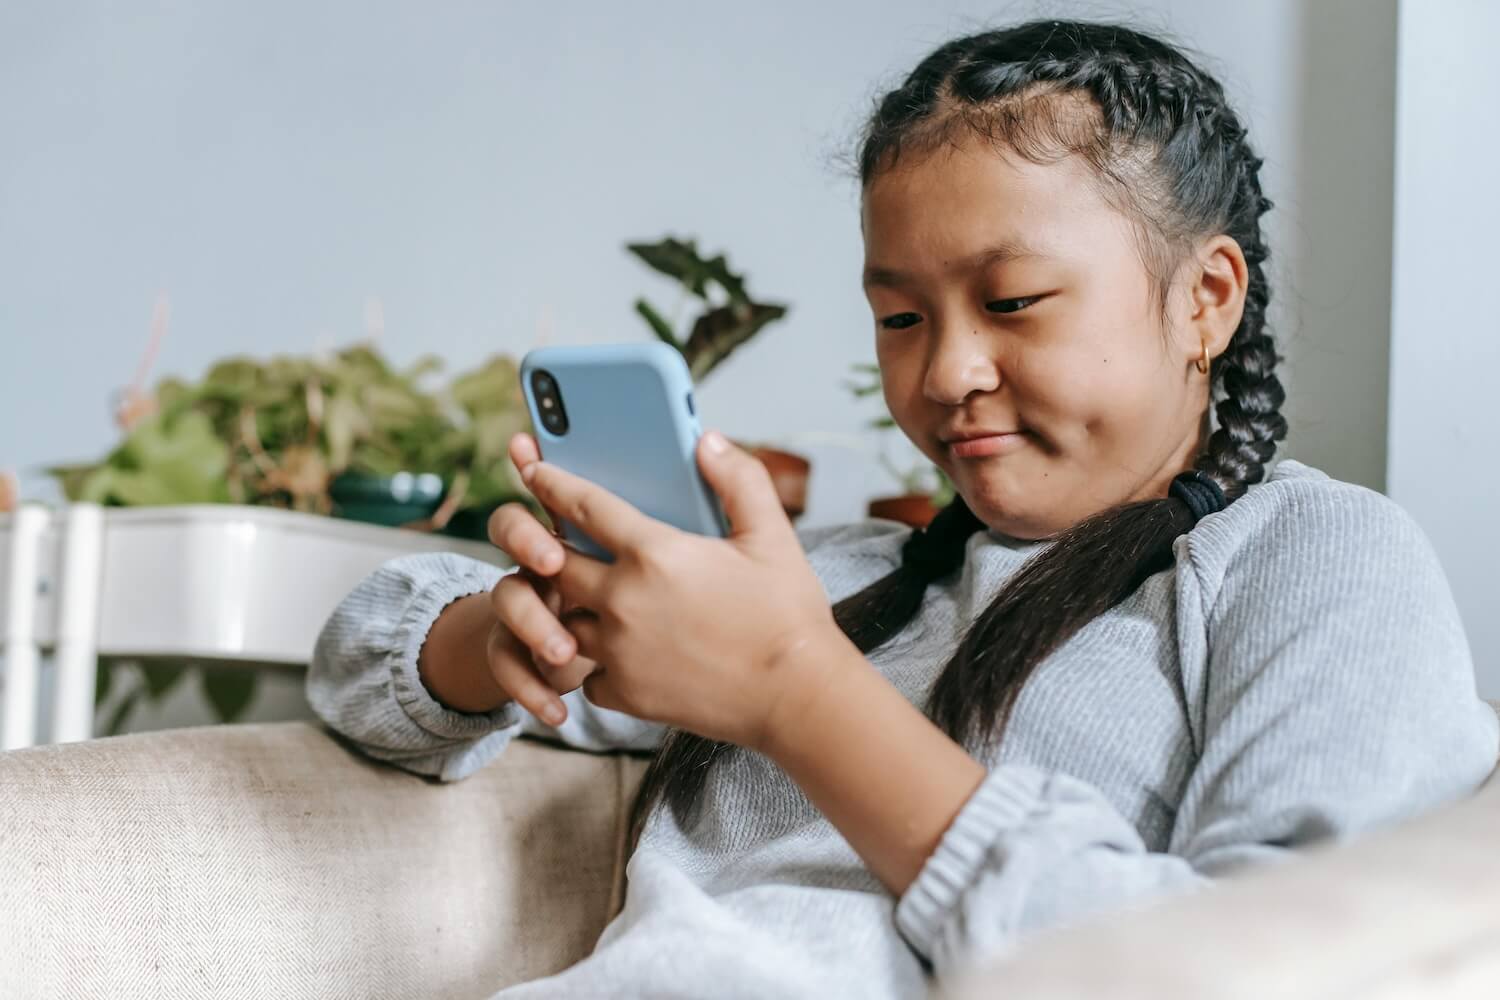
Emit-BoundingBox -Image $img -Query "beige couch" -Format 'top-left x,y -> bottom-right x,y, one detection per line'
2,712 -> 1499,999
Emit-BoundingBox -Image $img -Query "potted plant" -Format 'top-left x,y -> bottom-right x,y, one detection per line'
46,342 -> 536,734
627,236 -> 809,517
845,362 -> 953,528
51,344 -> 534,529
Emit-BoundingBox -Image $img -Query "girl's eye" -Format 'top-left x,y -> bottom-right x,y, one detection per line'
879,312 -> 922,330
985,296 -> 1043,315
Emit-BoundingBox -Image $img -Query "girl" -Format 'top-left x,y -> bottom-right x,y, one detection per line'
308,19 -> 1499,999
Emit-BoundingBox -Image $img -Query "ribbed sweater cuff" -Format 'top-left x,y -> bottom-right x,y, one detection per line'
390,566 -> 525,740
894,765 -> 1048,960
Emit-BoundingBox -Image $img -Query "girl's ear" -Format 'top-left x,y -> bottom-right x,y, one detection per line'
1184,234 -> 1249,366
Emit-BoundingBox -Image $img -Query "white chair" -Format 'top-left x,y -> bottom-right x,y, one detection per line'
0,503 -> 502,748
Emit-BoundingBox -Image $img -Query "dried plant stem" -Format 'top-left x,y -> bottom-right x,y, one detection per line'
432,470 -> 469,529
303,378 -> 324,444
238,406 -> 279,475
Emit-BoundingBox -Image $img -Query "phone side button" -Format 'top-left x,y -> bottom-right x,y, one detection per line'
685,392 -> 696,416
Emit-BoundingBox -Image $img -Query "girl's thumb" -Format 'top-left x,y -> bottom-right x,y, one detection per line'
696,431 -> 786,539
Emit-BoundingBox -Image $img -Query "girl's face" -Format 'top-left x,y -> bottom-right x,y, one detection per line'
861,137 -> 1240,540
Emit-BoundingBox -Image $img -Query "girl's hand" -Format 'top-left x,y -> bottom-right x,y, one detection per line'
480,434 -> 599,724
520,430 -> 848,751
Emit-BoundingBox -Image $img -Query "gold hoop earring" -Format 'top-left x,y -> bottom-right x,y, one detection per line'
1196,341 -> 1210,375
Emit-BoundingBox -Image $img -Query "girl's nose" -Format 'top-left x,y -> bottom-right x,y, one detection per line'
922,323 -> 1002,406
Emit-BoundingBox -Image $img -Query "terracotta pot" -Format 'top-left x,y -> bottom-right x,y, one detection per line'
867,494 -> 940,528
747,445 -> 811,520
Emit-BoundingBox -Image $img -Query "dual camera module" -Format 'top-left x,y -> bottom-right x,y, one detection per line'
530,369 -> 570,435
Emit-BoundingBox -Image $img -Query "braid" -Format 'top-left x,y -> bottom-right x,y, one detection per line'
629,20 -> 1291,850
835,498 -> 984,653
626,500 -> 983,848
1196,147 -> 1288,496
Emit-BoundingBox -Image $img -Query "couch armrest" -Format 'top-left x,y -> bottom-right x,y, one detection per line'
0,721 -> 650,1000
937,770 -> 1500,1000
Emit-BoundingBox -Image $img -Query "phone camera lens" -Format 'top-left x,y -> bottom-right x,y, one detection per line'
531,368 -> 568,435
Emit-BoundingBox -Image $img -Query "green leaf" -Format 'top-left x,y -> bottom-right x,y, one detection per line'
334,343 -> 394,381
634,299 -> 681,351
473,410 -> 527,463
47,463 -> 98,502
201,358 -> 262,395
69,411 -> 232,506
47,330 -> 535,520
200,670 -> 257,723
153,376 -> 197,413
360,383 -> 427,422
103,687 -> 142,737
140,660 -> 187,700
447,355 -> 523,419
681,301 -> 789,382
699,253 -> 748,304
323,391 -> 367,473
94,660 -> 113,708
627,237 -> 713,297
402,354 -> 444,382
463,461 -> 526,510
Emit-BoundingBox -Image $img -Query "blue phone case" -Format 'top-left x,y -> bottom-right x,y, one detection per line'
519,342 -> 730,560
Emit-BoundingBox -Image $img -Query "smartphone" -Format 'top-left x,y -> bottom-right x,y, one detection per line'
519,342 -> 730,560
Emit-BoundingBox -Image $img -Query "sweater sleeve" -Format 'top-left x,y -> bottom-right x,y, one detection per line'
894,481 -> 1500,981
306,551 -> 666,783
305,520 -> 907,783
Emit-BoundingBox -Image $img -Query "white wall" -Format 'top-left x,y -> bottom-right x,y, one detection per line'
1388,0 -> 1500,696
0,2 -> 1426,722
1,0 -> 1386,522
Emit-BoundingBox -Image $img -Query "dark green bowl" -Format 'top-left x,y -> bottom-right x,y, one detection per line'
330,472 -> 446,527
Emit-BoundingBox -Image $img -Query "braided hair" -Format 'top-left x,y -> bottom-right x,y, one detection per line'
625,19 -> 1288,850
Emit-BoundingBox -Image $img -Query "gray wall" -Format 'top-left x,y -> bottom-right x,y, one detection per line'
1,0 -> 1390,520
0,2 -> 1444,725
1387,0 -> 1500,695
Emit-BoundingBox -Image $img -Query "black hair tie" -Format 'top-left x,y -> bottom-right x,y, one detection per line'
1170,470 -> 1228,524
900,498 -> 984,581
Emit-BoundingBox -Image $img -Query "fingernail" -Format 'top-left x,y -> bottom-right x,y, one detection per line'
536,546 -> 560,572
520,462 -> 537,485
545,635 -> 571,663
543,702 -> 565,725
703,430 -> 727,455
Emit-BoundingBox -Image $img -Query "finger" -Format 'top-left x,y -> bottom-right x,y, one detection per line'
491,572 -> 577,667
561,608 -> 604,662
511,432 -> 564,531
509,431 -> 542,470
521,460 -> 662,555
488,502 -> 565,576
533,570 -> 581,619
486,623 -> 568,725
582,668 -> 624,714
532,646 -> 599,695
551,547 -> 611,612
696,430 -> 791,542
536,574 -> 564,616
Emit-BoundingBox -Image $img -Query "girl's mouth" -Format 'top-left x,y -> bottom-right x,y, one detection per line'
946,431 -> 1029,459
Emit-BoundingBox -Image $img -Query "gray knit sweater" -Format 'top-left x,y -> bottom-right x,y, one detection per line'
306,458 -> 1498,999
